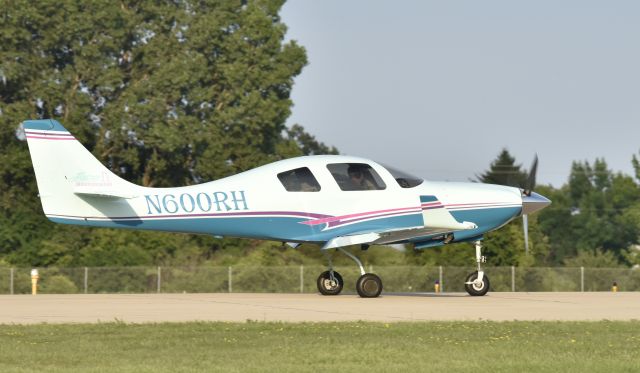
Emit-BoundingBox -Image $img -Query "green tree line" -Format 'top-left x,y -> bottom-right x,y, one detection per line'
427,149 -> 640,269
0,0 -> 334,267
1,1 -> 639,269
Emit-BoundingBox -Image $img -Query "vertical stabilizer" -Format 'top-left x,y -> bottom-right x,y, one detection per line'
23,119 -> 139,219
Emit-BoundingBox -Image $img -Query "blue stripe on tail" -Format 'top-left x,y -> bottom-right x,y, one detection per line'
23,119 -> 69,132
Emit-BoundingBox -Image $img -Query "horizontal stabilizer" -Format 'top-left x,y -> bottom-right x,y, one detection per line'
73,186 -> 138,199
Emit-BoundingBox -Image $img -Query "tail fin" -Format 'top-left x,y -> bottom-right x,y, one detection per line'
23,119 -> 139,220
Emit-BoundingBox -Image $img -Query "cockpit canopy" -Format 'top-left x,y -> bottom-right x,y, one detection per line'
382,164 -> 424,188
274,156 -> 424,192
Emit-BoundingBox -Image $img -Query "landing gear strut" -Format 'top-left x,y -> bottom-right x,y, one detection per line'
464,240 -> 490,296
317,250 -> 343,295
316,247 -> 383,298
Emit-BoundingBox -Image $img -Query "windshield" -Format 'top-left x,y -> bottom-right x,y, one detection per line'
381,164 -> 424,188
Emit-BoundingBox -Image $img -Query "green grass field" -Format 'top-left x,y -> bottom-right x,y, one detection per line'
0,321 -> 639,372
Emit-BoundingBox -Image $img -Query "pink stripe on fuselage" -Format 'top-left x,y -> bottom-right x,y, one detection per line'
326,209 -> 421,228
446,202 -> 514,208
26,135 -> 76,141
300,206 -> 419,226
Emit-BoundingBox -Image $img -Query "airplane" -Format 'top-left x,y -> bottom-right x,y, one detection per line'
22,119 -> 551,298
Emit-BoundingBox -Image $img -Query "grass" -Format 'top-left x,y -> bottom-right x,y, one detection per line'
0,321 -> 639,372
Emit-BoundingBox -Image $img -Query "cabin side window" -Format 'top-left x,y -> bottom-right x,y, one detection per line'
277,167 -> 321,192
326,163 -> 386,191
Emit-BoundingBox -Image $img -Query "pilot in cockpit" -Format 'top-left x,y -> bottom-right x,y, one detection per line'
348,165 -> 376,190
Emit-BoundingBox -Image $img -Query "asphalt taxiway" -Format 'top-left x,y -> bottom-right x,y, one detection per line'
1,292 -> 638,324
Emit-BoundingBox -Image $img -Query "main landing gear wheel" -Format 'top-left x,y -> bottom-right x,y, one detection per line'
464,271 -> 490,296
356,273 -> 383,298
317,270 -> 343,295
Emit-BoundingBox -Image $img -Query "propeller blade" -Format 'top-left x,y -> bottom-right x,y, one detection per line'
523,214 -> 529,255
524,154 -> 538,196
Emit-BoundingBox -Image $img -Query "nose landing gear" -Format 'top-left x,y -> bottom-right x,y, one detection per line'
317,270 -> 344,295
464,240 -> 490,296
317,247 -> 383,298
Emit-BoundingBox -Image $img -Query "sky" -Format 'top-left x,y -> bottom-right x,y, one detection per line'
280,1 -> 640,187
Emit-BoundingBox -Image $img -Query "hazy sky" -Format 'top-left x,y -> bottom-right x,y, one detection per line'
280,1 -> 640,187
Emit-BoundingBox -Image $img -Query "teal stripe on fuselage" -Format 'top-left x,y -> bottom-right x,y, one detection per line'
48,206 -> 521,245
47,213 -> 424,242
48,216 -> 320,241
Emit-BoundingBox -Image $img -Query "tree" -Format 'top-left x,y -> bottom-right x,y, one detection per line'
0,0 -> 332,266
536,185 -> 575,263
563,248 -> 622,268
633,150 -> 640,183
477,149 -> 528,187
286,124 -> 338,155
568,161 -> 593,205
539,159 -> 640,265
2,0 -> 311,187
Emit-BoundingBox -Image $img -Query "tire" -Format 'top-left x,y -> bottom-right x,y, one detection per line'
356,273 -> 383,298
317,270 -> 343,295
464,271 -> 490,296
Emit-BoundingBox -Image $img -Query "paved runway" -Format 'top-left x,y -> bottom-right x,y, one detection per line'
1,292 -> 638,324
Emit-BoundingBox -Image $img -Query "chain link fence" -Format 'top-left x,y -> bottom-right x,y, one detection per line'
0,266 -> 638,294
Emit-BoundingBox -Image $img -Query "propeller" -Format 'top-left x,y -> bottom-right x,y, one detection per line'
522,155 -> 538,255
523,214 -> 529,255
523,154 -> 538,197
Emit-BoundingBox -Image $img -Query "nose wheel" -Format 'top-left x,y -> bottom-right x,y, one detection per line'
464,240 -> 490,296
464,271 -> 490,296
317,270 -> 344,295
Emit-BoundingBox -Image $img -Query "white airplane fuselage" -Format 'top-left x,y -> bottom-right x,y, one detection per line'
24,119 -> 543,249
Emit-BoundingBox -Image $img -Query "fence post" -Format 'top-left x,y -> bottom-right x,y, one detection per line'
438,266 -> 443,293
84,267 -> 88,294
10,268 -> 14,295
228,266 -> 232,293
511,266 -> 515,292
157,266 -> 161,293
580,266 -> 584,292
300,265 -> 304,293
